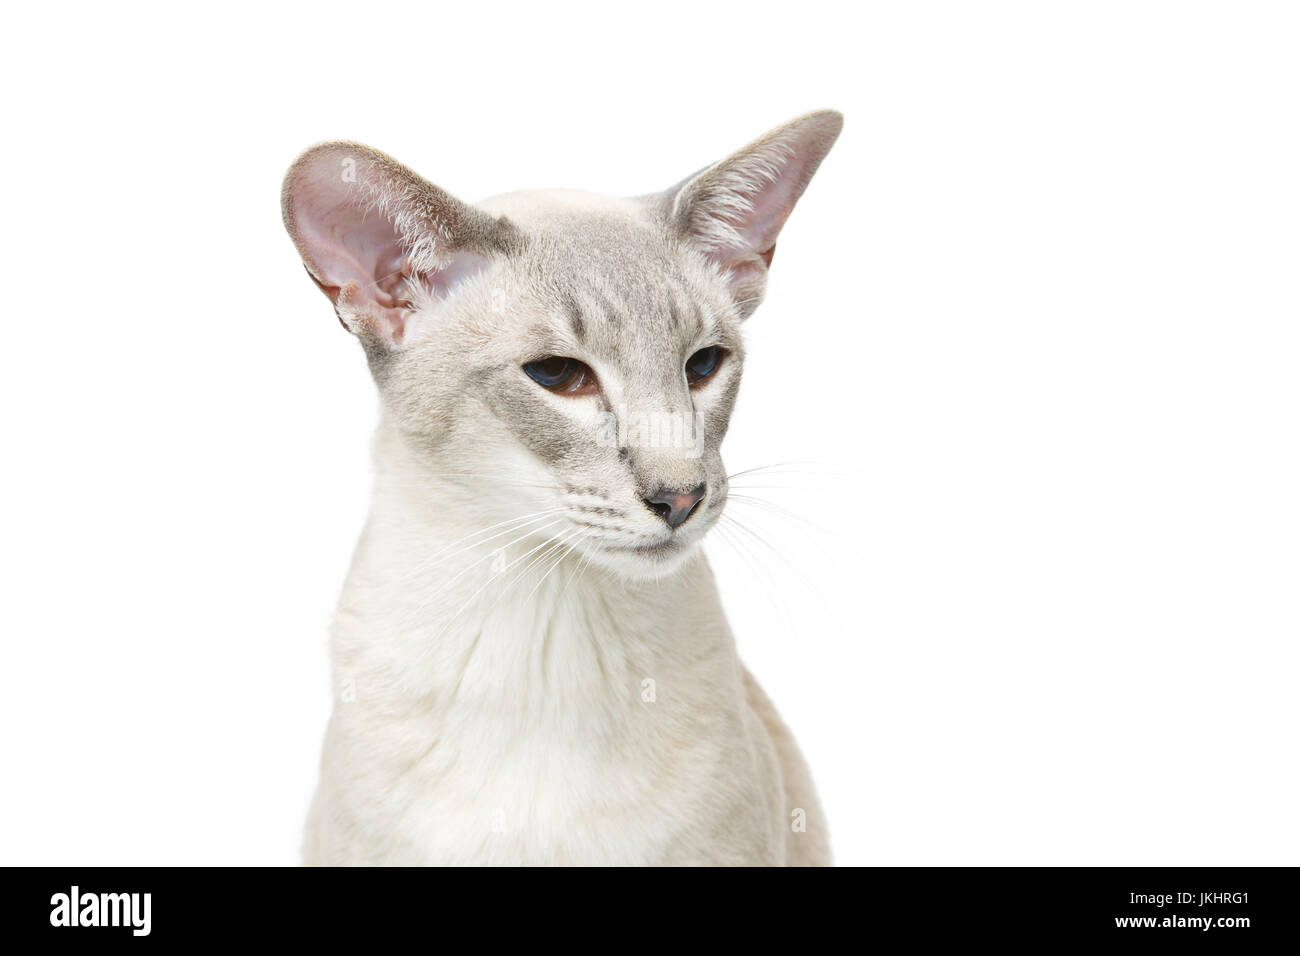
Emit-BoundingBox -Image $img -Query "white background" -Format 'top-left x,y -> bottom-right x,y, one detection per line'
2,2 -> 1297,866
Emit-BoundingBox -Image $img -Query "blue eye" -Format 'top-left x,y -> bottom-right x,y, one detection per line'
523,357 -> 595,394
685,346 -> 722,385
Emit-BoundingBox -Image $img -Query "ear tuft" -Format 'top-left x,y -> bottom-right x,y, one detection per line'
281,141 -> 517,348
669,110 -> 842,317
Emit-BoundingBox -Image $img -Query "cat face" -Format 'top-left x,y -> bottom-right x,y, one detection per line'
282,112 -> 841,578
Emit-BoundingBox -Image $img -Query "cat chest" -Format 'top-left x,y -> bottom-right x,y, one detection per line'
332,688 -> 770,864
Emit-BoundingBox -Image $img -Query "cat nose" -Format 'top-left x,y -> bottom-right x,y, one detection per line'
643,484 -> 706,529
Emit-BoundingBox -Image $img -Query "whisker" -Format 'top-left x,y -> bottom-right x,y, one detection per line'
524,531 -> 584,603
708,519 -> 808,649
716,510 -> 848,663
402,518 -> 564,624
726,460 -> 859,482
413,472 -> 566,492
724,483 -> 846,492
716,513 -> 794,619
724,492 -> 868,566
396,509 -> 566,583
557,537 -> 597,605
432,525 -> 570,637
497,527 -> 579,599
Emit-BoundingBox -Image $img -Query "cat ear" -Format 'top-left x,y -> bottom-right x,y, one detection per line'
281,141 -> 518,348
668,110 -> 842,318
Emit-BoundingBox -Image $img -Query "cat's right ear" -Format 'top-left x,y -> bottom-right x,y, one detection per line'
281,142 -> 517,349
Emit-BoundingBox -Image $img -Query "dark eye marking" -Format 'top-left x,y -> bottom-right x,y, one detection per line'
523,357 -> 597,395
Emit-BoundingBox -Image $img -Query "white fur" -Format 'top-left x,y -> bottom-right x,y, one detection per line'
303,423 -> 829,865
287,111 -> 842,866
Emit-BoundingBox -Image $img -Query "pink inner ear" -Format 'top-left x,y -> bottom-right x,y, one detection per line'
292,173 -> 408,307
286,158 -> 415,343
285,146 -> 491,347
675,111 -> 842,315
733,170 -> 803,261
704,168 -> 804,307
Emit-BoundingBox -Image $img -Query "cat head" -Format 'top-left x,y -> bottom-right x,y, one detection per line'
282,111 -> 841,579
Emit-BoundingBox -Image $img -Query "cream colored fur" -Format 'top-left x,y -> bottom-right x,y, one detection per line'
284,111 -> 842,865
303,425 -> 829,865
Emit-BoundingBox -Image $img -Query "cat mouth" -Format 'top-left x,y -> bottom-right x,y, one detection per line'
601,539 -> 677,556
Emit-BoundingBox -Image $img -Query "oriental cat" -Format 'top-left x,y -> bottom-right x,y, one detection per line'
281,111 -> 841,865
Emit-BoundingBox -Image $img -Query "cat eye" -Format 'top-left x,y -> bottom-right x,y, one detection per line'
685,346 -> 723,386
523,356 -> 597,395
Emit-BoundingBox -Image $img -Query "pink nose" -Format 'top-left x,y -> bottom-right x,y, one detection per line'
643,484 -> 706,529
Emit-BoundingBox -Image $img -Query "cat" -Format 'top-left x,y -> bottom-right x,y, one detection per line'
281,110 -> 842,865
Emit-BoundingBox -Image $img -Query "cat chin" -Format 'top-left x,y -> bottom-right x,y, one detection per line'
587,538 -> 702,581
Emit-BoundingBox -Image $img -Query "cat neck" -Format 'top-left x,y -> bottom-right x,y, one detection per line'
329,422 -> 730,711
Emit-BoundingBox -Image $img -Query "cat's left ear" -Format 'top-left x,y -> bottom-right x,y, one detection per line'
666,110 -> 842,318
